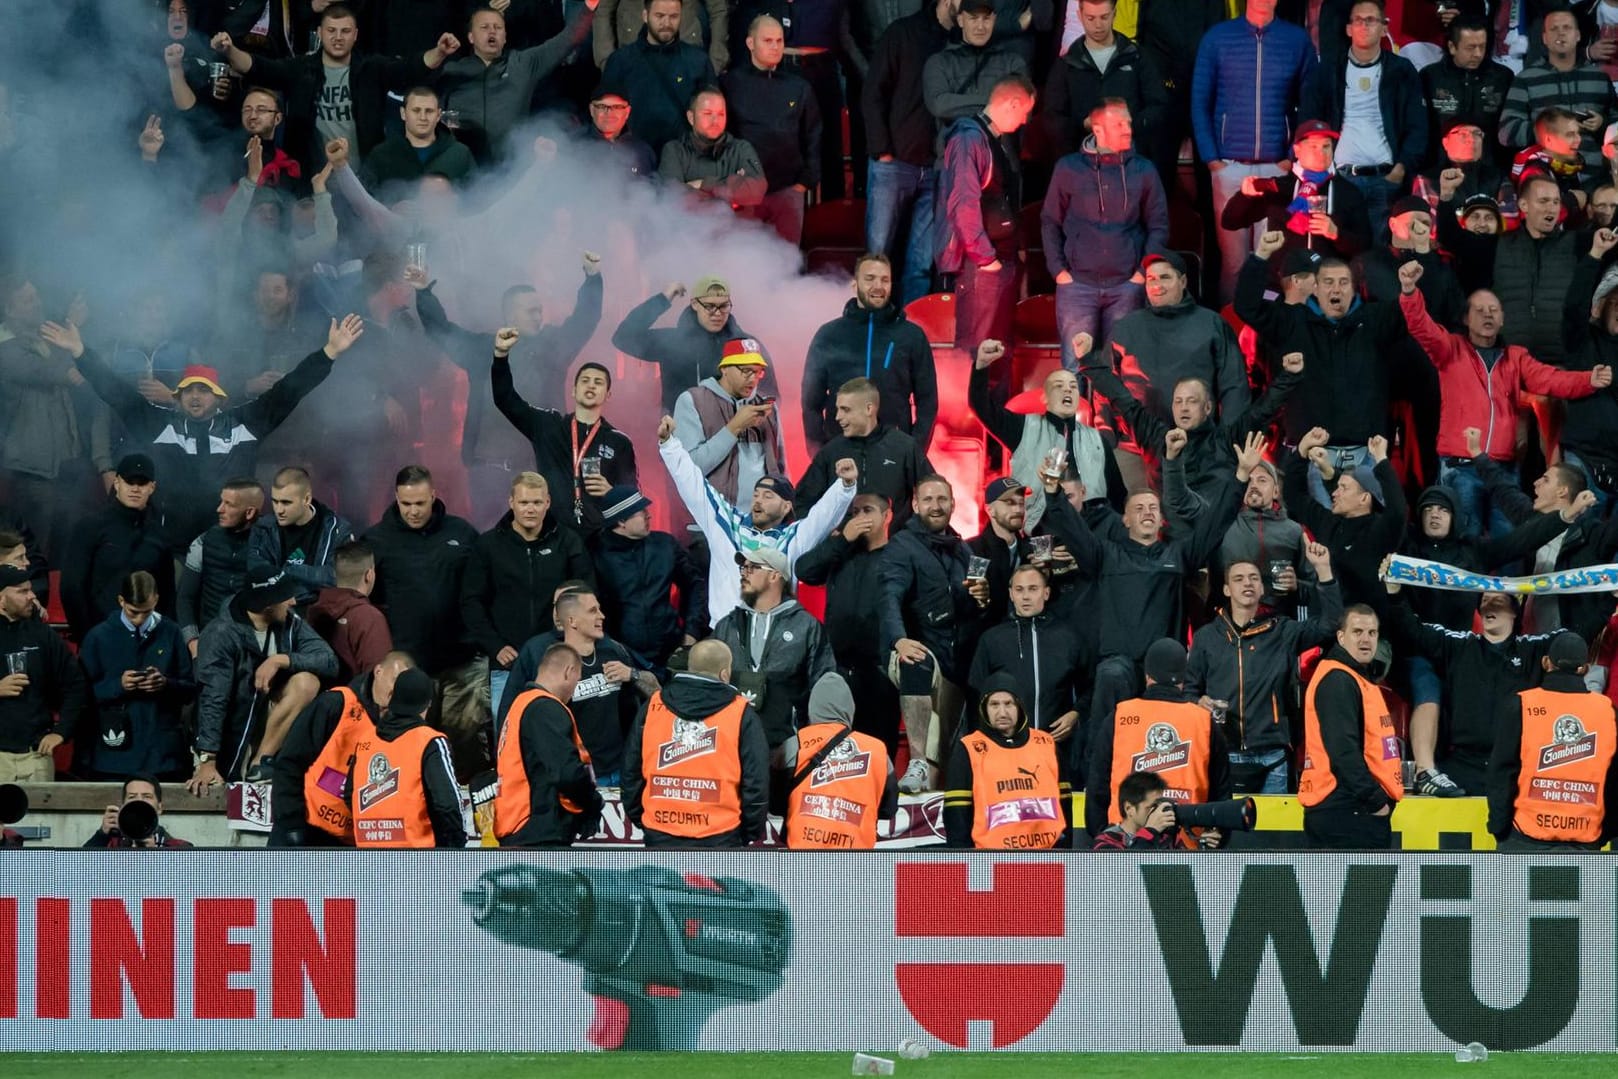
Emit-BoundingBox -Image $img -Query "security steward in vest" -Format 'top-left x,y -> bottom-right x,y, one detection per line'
943,673 -> 1071,849
495,642 -> 605,847
1300,604 -> 1402,849
1085,638 -> 1231,847
269,650 -> 415,846
349,667 -> 466,848
621,639 -> 770,848
783,672 -> 897,849
1488,632 -> 1618,851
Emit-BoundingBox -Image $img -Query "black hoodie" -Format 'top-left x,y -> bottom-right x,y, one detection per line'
1487,669 -> 1618,845
968,611 -> 1092,736
621,672 -> 771,847
365,706 -> 467,848
801,298 -> 939,454
793,424 -> 934,526
611,291 -> 781,416
365,499 -> 479,675
943,672 -> 1073,847
1084,681 -> 1230,837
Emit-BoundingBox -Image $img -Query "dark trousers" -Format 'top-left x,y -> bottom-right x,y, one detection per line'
788,52 -> 847,200
1303,803 -> 1394,850
844,660 -> 900,760
954,258 -> 1021,463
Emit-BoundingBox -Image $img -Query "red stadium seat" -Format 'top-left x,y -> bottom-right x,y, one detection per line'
802,198 -> 866,250
905,293 -> 957,346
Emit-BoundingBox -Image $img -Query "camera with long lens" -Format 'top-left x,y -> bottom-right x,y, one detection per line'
1173,797 -> 1258,832
116,799 -> 161,845
1,783 -> 28,847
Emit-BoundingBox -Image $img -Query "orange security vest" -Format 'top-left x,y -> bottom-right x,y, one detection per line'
962,728 -> 1065,850
638,691 -> 745,839
1512,687 -> 1617,844
1107,699 -> 1213,823
1299,659 -> 1403,809
351,726 -> 445,848
494,686 -> 595,840
304,686 -> 373,843
785,723 -> 890,850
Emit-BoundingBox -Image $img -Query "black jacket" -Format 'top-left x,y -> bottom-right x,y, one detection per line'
794,532 -> 892,668
877,517 -> 982,683
460,514 -> 595,667
802,299 -> 939,453
1186,583 -> 1343,757
1306,645 -> 1397,815
490,356 -> 636,534
943,672 -> 1074,847
246,500 -> 354,605
611,291 -> 780,415
268,672 -> 380,846
719,61 -> 822,191
362,708 -> 467,847
1559,251 -> 1618,474
622,673 -> 771,847
794,425 -> 934,525
499,688 -> 604,847
1387,596 -> 1566,768
1040,456 -> 1241,661
1043,32 -> 1167,159
240,50 -> 435,175
590,529 -> 707,668
1487,669 -> 1618,844
1085,681 -> 1230,835
1300,50 -> 1428,176
415,275 -> 603,468
1438,211 -> 1583,363
711,599 -> 835,747
75,344 -> 333,546
599,30 -> 719,153
1422,52 -> 1513,157
365,499 -> 479,675
1222,176 -> 1372,267
77,609 -> 197,780
1234,254 -> 1407,443
1355,245 -> 1466,330
0,611 -> 89,755
968,612 -> 1091,733
1479,453 -> 1618,641
358,132 -> 476,192
1282,455 -> 1407,615
61,500 -> 176,643
177,524 -> 254,645
862,6 -> 953,166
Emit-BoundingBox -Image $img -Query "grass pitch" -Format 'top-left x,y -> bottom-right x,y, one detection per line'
4,1054 -> 1615,1078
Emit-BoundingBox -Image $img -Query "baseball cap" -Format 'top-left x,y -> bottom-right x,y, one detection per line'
984,476 -> 1029,503
754,474 -> 794,502
1142,250 -> 1186,274
736,546 -> 791,575
1390,195 -> 1431,220
388,668 -> 435,717
600,484 -> 652,525
1347,464 -> 1385,506
959,0 -> 996,12
1280,247 -> 1321,279
1460,192 -> 1502,222
1293,119 -> 1340,143
241,571 -> 299,612
1548,632 -> 1589,671
718,337 -> 767,368
1143,638 -> 1187,685
590,79 -> 630,103
1442,116 -> 1485,138
0,565 -> 32,589
116,453 -> 157,483
693,274 -> 730,297
176,364 -> 228,397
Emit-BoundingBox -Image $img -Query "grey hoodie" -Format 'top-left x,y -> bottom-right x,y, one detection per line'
711,598 -> 835,747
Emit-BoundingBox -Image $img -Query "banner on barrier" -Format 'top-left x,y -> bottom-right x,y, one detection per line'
1,853 -> 1613,1052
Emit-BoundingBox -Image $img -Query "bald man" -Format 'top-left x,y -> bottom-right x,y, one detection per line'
621,639 -> 770,847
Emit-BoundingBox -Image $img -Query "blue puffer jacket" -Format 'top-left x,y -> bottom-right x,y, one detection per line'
1040,139 -> 1169,287
1190,17 -> 1317,165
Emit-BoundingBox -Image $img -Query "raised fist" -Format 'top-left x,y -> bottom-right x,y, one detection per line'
493,327 -> 520,356
1398,260 -> 1424,294
975,339 -> 1006,369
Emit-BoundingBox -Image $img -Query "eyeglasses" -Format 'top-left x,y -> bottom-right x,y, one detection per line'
694,299 -> 732,314
591,102 -> 629,112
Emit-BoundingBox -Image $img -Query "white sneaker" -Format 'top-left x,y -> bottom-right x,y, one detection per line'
899,759 -> 930,794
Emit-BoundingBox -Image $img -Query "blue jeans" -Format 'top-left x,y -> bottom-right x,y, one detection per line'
1438,458 -> 1516,540
1055,280 -> 1144,371
1340,171 -> 1400,245
1306,444 -> 1372,510
1560,449 -> 1613,519
488,668 -> 510,735
1229,749 -> 1290,794
865,159 -> 937,306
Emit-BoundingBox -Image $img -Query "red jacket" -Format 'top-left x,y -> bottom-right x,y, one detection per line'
1400,288 -> 1597,460
1599,608 -> 1618,713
